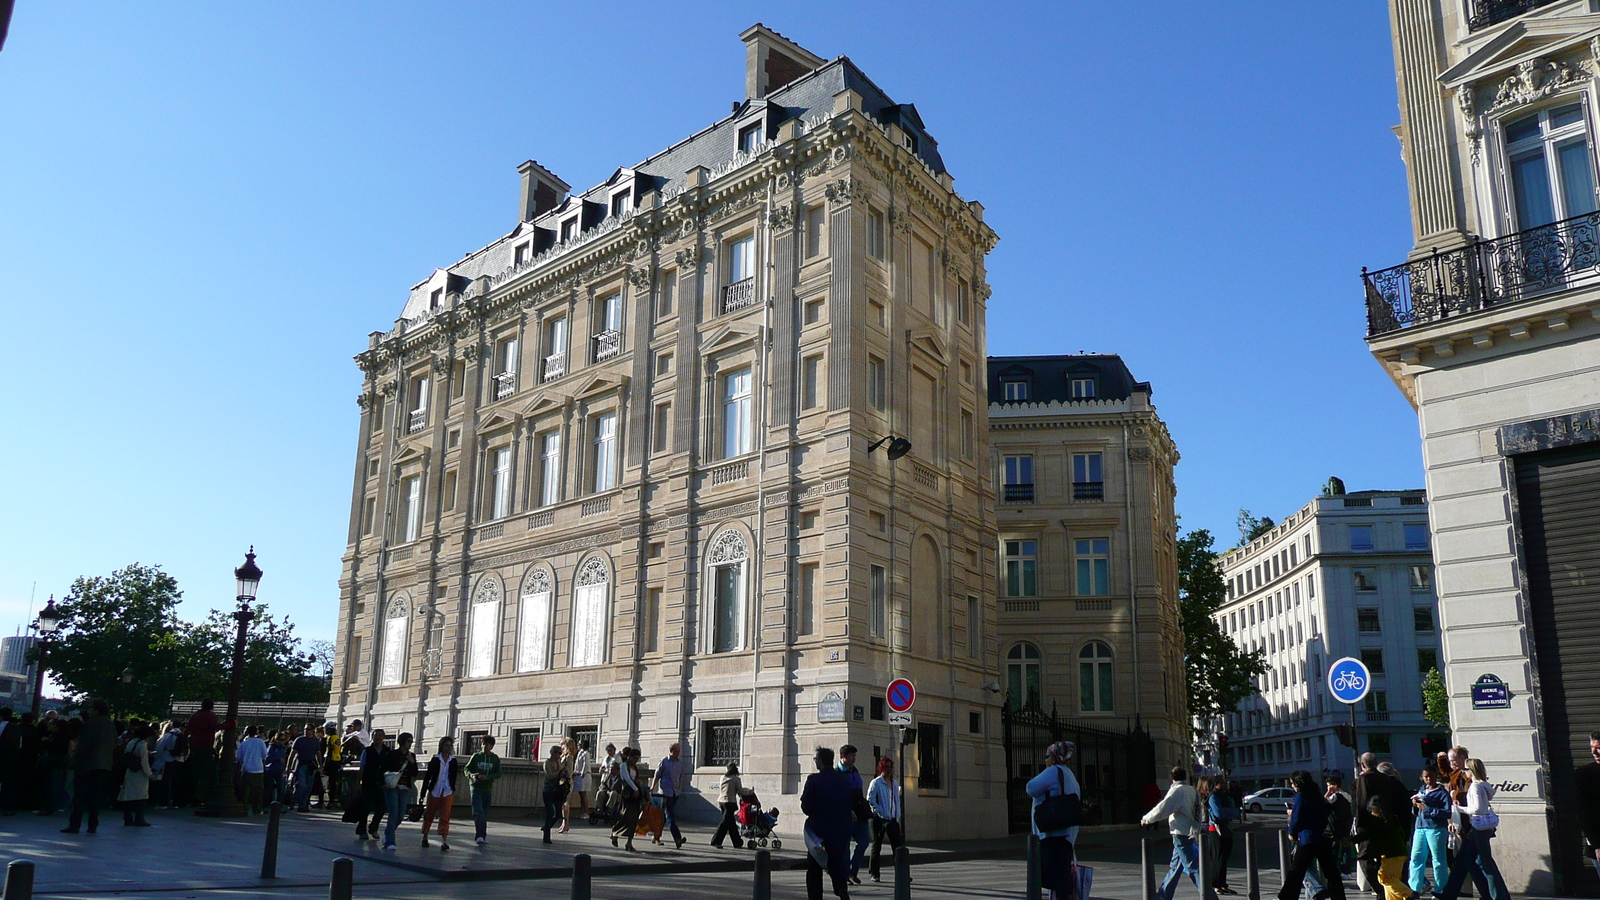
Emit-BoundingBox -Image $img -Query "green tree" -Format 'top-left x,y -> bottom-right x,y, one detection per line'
1236,509 -> 1276,544
175,605 -> 328,704
1422,667 -> 1451,730
52,564 -> 187,717
1179,528 -> 1268,734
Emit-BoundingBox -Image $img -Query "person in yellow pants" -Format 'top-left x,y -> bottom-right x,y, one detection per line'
1354,796 -> 1415,900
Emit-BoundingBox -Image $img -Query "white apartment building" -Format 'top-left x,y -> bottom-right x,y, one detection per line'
1210,488 -> 1443,794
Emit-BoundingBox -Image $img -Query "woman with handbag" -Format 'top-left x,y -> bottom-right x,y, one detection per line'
354,729 -> 387,841
380,732 -> 417,851
610,747 -> 643,851
1026,741 -> 1082,900
542,743 -> 569,844
1436,759 -> 1509,900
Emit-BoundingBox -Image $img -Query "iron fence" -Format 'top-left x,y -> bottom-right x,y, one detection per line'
1001,699 -> 1155,833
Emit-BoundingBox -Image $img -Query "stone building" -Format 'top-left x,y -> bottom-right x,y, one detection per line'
987,354 -> 1185,818
1207,487 -> 1444,793
329,25 -> 1004,837
1365,0 -> 1600,891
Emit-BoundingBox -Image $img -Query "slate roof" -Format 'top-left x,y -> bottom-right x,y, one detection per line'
986,355 -> 1151,405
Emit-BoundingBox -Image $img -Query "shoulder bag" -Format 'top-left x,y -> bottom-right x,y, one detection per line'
1033,766 -> 1082,832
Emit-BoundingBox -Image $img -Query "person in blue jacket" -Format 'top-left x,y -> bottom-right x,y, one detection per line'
1279,770 -> 1345,900
1208,776 -> 1241,895
1407,767 -> 1451,895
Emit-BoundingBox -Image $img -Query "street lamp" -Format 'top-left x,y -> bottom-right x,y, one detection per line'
867,434 -> 913,460
29,596 -> 61,717
199,547 -> 262,817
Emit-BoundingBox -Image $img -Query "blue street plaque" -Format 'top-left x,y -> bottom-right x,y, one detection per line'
1471,674 -> 1510,710
1327,657 -> 1373,705
817,691 -> 846,722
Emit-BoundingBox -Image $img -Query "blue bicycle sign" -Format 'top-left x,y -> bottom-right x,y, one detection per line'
1328,657 -> 1372,705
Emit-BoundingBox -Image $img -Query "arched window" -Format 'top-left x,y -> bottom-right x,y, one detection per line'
1079,641 -> 1114,712
570,557 -> 610,667
380,594 -> 409,686
467,576 -> 502,678
1006,643 -> 1041,710
518,568 -> 554,673
708,530 -> 748,653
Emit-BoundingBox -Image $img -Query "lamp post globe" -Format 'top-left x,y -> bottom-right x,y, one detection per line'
199,547 -> 263,817
36,598 -> 61,635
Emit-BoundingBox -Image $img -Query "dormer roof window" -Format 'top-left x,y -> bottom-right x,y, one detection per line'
611,190 -> 630,218
561,217 -> 578,242
1002,379 -> 1029,402
738,122 -> 762,153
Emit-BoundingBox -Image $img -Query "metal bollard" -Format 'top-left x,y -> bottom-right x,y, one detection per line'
753,848 -> 771,900
1244,832 -> 1261,900
1198,830 -> 1212,898
571,853 -> 591,900
261,802 -> 283,878
3,861 -> 35,900
894,845 -> 911,900
1141,836 -> 1157,900
328,857 -> 353,900
1026,834 -> 1042,900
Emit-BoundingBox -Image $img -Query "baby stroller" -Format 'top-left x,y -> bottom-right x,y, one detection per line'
587,769 -> 621,826
737,792 -> 782,849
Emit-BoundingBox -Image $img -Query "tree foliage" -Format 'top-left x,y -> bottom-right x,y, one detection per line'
1236,509 -> 1276,544
1422,667 -> 1451,730
48,563 -> 326,718
1178,528 -> 1268,733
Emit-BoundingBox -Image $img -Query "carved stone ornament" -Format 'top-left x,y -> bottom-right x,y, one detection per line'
889,208 -> 911,237
1128,446 -> 1152,461
628,267 -> 653,290
1487,56 -> 1593,114
830,145 -> 853,166
378,379 -> 399,396
707,529 -> 749,565
461,342 -> 483,361
386,594 -> 409,620
523,567 -> 553,596
766,203 -> 794,230
775,172 -> 792,190
824,177 -> 856,203
576,556 -> 610,587
472,575 -> 502,606
675,246 -> 703,269
357,393 -> 373,410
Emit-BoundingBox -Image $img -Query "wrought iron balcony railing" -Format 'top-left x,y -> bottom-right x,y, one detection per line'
543,352 -> 565,382
1468,0 -> 1560,31
593,329 -> 621,362
1073,481 -> 1104,501
721,277 -> 756,314
407,409 -> 427,434
1004,483 -> 1034,503
493,371 -> 516,399
1362,210 -> 1600,337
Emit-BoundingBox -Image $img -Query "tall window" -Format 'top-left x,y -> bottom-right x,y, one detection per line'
1006,643 -> 1040,710
967,595 -> 981,658
379,596 -> 408,686
591,413 -> 617,492
727,235 -> 755,283
1072,453 -> 1103,500
722,368 -> 753,457
408,375 -> 429,433
658,270 -> 676,318
400,475 -> 422,542
1404,524 -> 1430,550
916,723 -> 943,790
1004,540 -> 1037,597
1003,456 -> 1034,503
867,206 -> 885,259
708,531 -> 748,653
869,564 -> 887,637
517,569 -> 552,672
961,410 -> 974,459
1079,641 -> 1114,712
543,317 -> 568,382
804,205 -> 825,258
796,562 -> 819,638
594,294 -> 622,361
467,578 -> 501,678
495,337 -> 518,398
867,356 -> 886,410
652,402 -> 672,454
538,431 -> 561,506
1075,539 -> 1110,595
801,355 -> 822,410
956,278 -> 970,324
489,447 -> 512,519
599,293 -> 622,331
642,587 -> 661,654
1349,525 -> 1374,552
1505,103 -> 1597,230
570,558 -> 609,667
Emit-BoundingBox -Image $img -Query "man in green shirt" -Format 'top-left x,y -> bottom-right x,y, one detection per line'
467,736 -> 502,846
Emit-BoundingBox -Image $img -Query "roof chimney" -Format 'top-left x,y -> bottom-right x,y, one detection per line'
517,160 -> 571,223
740,24 -> 825,100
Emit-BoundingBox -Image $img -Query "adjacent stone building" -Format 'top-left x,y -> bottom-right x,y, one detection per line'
329,25 -> 1003,837
1366,0 -> 1600,891
987,354 -> 1184,823
1206,487 -> 1444,793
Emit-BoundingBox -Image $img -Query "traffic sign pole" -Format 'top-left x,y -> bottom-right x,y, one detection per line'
1327,657 -> 1372,782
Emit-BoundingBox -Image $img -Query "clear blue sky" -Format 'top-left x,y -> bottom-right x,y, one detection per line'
0,2 -> 1418,644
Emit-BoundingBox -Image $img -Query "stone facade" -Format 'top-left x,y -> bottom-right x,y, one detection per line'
1370,0 -> 1600,890
1208,489 -> 1443,792
329,26 -> 1004,838
987,355 -> 1188,774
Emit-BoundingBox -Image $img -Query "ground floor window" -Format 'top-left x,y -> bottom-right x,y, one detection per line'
512,728 -> 541,762
916,723 -> 943,790
702,719 -> 741,767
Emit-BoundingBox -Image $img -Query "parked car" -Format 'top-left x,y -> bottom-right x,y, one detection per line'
1242,786 -> 1294,815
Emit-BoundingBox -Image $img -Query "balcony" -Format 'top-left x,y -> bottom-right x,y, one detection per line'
593,330 -> 621,362
1363,210 -> 1600,337
493,371 -> 516,400
1468,0 -> 1560,30
1073,481 -> 1104,501
1365,710 -> 1391,723
721,277 -> 756,314
407,409 -> 427,434
1003,483 -> 1034,503
543,352 -> 565,382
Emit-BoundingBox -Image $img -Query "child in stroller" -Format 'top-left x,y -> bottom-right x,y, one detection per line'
736,790 -> 781,849
587,751 -> 622,827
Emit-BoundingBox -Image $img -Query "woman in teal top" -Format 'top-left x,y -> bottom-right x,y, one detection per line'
466,736 -> 502,846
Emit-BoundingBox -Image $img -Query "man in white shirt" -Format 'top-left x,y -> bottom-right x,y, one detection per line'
235,725 -> 269,816
1141,766 -> 1213,900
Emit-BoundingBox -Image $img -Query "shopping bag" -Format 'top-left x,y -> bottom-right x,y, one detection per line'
1075,864 -> 1094,900
804,827 -> 828,867
635,804 -> 665,837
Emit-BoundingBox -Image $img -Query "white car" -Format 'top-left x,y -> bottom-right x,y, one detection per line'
1242,786 -> 1295,815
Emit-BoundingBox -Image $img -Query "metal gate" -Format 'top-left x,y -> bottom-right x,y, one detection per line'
1001,700 -> 1156,833
1516,442 -> 1600,896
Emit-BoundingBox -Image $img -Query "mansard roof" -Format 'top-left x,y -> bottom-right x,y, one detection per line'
986,354 -> 1151,405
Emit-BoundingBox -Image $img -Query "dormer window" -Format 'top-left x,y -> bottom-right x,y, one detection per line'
738,122 -> 762,153
611,191 -> 630,218
561,217 -> 578,242
903,131 -> 919,155
1002,379 -> 1029,402
514,242 -> 530,266
1070,377 -> 1097,399
1504,103 -> 1597,230
430,288 -> 443,311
